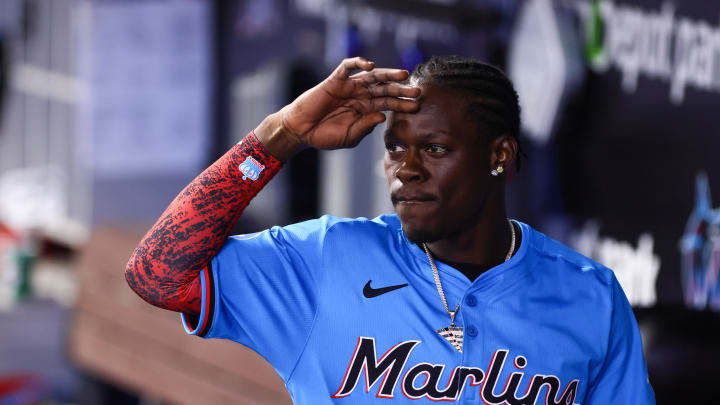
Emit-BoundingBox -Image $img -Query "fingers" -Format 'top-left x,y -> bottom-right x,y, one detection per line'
367,83 -> 421,98
334,57 -> 374,80
370,97 -> 420,113
346,112 -> 386,146
350,68 -> 410,84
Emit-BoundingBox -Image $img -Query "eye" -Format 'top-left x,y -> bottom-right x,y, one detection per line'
385,142 -> 406,153
425,144 -> 448,154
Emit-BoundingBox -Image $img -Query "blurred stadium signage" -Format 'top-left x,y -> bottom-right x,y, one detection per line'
509,0 -> 720,307
293,0 -> 459,45
571,221 -> 660,307
511,0 -> 720,144
509,0 -> 584,145
579,0 -> 720,104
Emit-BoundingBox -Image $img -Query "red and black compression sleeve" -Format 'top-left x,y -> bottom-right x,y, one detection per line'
125,131 -> 282,315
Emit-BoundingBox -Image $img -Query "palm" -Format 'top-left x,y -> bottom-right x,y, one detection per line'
281,58 -> 420,150
295,82 -> 376,149
306,107 -> 368,150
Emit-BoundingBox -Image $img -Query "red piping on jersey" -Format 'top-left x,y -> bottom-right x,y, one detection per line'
199,267 -> 211,332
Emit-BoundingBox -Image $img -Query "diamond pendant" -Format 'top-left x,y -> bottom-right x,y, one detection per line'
437,325 -> 463,353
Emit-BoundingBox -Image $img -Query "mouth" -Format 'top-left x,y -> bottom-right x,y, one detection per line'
391,191 -> 436,206
395,199 -> 433,205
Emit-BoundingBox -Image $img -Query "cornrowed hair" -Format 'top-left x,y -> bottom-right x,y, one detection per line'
409,55 -> 526,170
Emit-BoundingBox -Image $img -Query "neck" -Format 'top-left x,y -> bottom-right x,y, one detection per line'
424,195 -> 512,270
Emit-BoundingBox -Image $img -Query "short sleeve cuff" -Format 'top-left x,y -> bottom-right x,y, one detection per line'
180,263 -> 216,337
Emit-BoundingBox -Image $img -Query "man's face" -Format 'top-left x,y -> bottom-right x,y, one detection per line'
384,84 -> 493,243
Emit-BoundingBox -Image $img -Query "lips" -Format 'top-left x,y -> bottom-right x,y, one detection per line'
391,190 -> 436,205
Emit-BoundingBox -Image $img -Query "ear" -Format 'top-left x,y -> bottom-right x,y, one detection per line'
489,135 -> 518,179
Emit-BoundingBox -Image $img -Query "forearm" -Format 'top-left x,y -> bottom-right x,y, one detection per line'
125,130 -> 283,315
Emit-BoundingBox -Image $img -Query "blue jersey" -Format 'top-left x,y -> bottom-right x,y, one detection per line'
181,215 -> 655,404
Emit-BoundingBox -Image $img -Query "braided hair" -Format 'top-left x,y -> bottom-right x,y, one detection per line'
409,55 -> 525,170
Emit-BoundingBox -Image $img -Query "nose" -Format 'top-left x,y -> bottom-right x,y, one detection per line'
394,150 -> 427,183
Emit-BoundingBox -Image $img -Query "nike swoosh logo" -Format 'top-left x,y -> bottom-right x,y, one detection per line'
363,280 -> 409,298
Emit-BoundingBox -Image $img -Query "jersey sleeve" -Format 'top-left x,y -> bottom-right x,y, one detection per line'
180,216 -> 336,381
584,275 -> 656,404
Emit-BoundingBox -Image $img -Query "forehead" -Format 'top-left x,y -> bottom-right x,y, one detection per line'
386,85 -> 476,138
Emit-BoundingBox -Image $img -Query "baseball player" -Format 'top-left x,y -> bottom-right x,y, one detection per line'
126,56 -> 655,404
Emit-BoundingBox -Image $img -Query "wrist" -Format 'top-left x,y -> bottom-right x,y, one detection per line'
254,110 -> 305,161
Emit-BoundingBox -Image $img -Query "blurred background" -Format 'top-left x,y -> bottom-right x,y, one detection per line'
0,0 -> 719,403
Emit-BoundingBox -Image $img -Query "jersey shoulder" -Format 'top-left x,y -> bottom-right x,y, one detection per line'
281,213 -> 400,235
524,223 -> 616,288
259,213 -> 401,249
317,213 -> 402,244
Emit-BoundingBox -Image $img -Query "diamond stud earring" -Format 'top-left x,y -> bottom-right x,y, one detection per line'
491,165 -> 504,176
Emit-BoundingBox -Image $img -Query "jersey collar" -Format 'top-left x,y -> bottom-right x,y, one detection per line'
397,218 -> 535,296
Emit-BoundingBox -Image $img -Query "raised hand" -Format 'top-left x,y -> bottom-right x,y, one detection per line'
256,57 -> 420,160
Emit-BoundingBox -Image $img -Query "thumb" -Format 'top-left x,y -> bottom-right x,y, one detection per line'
346,112 -> 386,147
